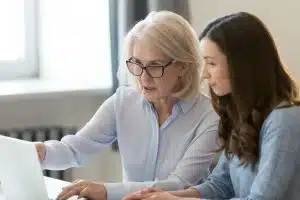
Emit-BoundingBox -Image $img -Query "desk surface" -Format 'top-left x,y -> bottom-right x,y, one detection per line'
0,176 -> 76,200
45,176 -> 72,199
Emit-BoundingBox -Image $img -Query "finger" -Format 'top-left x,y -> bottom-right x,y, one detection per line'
140,188 -> 151,194
78,187 -> 89,198
73,179 -> 85,184
148,188 -> 164,193
143,193 -> 158,200
58,190 -> 78,200
123,192 -> 143,200
139,188 -> 163,196
139,193 -> 155,200
140,188 -> 158,194
61,180 -> 85,191
57,185 -> 84,200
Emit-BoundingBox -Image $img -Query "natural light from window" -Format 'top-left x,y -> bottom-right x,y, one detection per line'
0,0 -> 112,96
0,0 -> 37,80
0,1 -> 24,61
39,0 -> 112,89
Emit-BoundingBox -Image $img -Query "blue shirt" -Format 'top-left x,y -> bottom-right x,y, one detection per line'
42,86 -> 219,200
194,106 -> 300,200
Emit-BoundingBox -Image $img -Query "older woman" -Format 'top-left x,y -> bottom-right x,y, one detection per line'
35,11 -> 219,200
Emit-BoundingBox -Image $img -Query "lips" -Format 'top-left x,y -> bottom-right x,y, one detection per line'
143,86 -> 156,91
209,83 -> 216,88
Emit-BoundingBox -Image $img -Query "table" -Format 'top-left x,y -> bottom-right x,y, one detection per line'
44,176 -> 72,199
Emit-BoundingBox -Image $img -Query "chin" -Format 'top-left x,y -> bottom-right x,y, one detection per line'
143,94 -> 167,103
213,90 -> 231,97
142,93 -> 157,102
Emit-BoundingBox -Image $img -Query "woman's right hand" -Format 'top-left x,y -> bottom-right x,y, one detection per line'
34,142 -> 46,161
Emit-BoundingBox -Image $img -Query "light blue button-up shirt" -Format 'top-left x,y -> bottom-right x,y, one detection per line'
42,86 -> 219,200
194,106 -> 300,200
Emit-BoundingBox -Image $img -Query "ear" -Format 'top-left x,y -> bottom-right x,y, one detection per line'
179,63 -> 189,77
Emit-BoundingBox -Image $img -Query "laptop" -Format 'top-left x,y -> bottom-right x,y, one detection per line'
0,135 -> 85,200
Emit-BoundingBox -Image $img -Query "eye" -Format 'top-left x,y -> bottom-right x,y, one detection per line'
148,61 -> 164,66
148,64 -> 163,68
207,62 -> 216,67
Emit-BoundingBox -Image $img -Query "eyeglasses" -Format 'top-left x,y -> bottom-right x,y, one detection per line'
126,58 -> 175,78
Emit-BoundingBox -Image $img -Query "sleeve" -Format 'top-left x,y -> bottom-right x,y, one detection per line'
41,92 -> 117,170
104,112 -> 219,200
229,111 -> 300,200
193,152 -> 235,199
196,109 -> 300,200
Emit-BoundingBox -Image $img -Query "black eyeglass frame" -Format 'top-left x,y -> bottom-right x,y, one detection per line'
126,59 -> 176,78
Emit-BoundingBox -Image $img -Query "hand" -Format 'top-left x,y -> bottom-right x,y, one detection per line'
137,191 -> 181,200
34,142 -> 46,161
123,188 -> 164,200
57,180 -> 107,200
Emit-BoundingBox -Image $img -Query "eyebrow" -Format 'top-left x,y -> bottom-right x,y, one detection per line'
203,56 -> 214,59
129,57 -> 167,64
148,60 -> 166,64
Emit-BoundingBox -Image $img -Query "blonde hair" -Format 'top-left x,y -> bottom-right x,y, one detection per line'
118,10 -> 202,99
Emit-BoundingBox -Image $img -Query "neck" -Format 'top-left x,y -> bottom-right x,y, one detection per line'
153,97 -> 178,126
153,98 -> 177,115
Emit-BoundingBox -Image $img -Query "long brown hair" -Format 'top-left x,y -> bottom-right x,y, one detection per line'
199,12 -> 300,166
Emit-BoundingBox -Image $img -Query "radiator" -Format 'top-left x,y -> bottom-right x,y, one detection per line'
0,126 -> 76,181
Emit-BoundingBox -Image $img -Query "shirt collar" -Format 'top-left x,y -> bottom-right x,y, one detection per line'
141,93 -> 200,114
177,94 -> 199,114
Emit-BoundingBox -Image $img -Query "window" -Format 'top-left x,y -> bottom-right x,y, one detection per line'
39,0 -> 112,88
0,0 -> 38,80
1,0 -> 112,91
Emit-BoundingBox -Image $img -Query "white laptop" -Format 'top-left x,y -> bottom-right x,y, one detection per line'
0,135 -> 85,200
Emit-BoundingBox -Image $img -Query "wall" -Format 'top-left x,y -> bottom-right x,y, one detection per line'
189,0 -> 300,85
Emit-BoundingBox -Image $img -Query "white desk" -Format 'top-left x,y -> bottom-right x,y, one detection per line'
44,176 -> 72,199
0,176 -> 80,200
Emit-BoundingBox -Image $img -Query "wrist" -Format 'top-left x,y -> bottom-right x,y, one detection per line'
187,188 -> 201,198
169,188 -> 200,198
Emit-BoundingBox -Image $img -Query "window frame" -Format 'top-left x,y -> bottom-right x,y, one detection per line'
0,0 -> 38,80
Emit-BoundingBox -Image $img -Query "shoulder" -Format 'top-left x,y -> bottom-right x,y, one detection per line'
98,86 -> 142,112
197,92 -> 213,105
195,92 -> 219,121
112,86 -> 142,104
114,85 -> 140,98
186,93 -> 219,135
263,106 -> 300,128
260,106 -> 300,141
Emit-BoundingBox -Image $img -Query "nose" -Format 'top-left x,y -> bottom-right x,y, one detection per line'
140,69 -> 152,83
201,66 -> 210,80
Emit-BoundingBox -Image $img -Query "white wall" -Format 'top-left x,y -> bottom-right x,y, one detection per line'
189,0 -> 300,85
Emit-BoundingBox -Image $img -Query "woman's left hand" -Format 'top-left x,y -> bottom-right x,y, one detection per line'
123,187 -> 164,200
56,179 -> 107,200
124,191 -> 181,200
141,191 -> 181,200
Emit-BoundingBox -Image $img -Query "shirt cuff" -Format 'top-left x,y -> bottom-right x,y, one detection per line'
41,141 -> 54,169
191,184 -> 213,199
